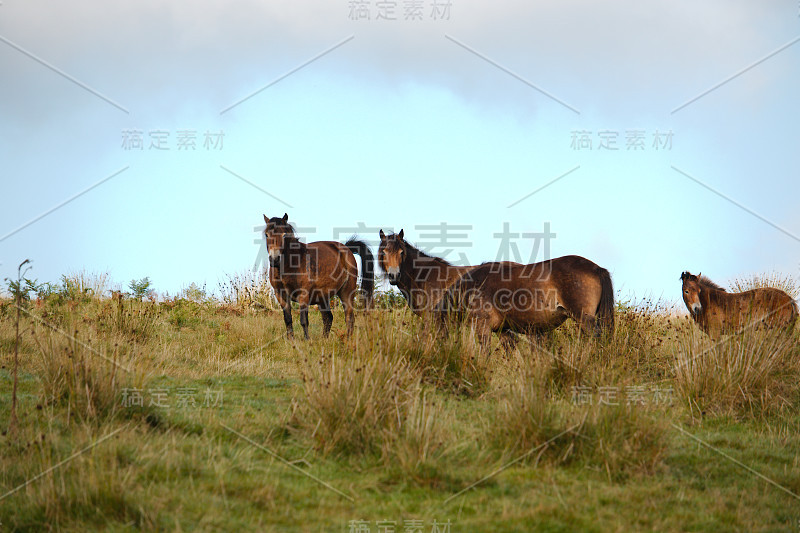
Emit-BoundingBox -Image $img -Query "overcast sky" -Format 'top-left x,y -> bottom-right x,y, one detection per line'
1,0 -> 798,303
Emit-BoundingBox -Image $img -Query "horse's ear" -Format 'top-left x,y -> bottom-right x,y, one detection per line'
263,214 -> 269,224
282,213 -> 289,223
379,229 -> 386,242
398,229 -> 404,240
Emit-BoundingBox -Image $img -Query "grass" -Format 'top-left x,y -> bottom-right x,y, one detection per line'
0,274 -> 799,531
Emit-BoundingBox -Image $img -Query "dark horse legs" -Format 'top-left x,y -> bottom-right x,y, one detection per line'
299,305 -> 310,339
282,304 -> 293,339
320,301 -> 334,338
280,293 -> 352,340
499,330 -> 518,353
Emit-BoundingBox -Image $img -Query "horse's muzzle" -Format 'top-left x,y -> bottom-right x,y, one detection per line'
386,267 -> 400,285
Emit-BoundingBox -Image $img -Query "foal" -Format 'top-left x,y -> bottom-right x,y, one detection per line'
680,271 -> 797,339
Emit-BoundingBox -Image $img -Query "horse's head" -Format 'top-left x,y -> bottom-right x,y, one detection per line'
263,213 -> 295,268
378,229 -> 406,285
680,271 -> 703,316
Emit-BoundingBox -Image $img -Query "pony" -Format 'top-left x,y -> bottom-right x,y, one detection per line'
680,271 -> 797,339
264,213 -> 374,339
377,229 -> 476,316
439,256 -> 615,351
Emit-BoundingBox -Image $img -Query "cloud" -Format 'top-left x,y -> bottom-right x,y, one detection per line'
1,0 -> 789,123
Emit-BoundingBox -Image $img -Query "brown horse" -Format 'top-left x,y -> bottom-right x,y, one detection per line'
264,213 -> 374,339
378,229 -> 477,316
680,271 -> 797,339
439,256 -> 615,350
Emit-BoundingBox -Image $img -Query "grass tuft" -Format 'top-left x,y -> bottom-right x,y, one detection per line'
673,327 -> 800,420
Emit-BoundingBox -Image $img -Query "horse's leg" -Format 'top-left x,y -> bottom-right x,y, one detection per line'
469,312 -> 493,356
499,330 -> 518,354
525,330 -> 546,359
296,290 -> 310,340
337,272 -> 359,337
468,298 -> 502,355
282,304 -> 295,339
335,286 -> 356,337
320,299 -> 334,338
478,322 -> 493,355
559,278 -> 605,338
435,310 -> 449,341
572,309 -> 598,338
342,296 -> 355,337
275,291 -> 294,339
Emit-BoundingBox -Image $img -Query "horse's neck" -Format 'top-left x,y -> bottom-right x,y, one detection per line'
705,287 -> 725,304
700,286 -> 728,313
398,249 -> 424,289
283,238 -> 308,265
403,248 -> 454,286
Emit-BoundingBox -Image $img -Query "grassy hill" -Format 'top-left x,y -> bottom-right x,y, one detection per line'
1,274 -> 798,531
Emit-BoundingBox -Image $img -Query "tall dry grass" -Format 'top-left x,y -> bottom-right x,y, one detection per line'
380,390 -> 456,488
349,309 -> 493,396
673,326 -> 800,420
730,272 -> 799,299
218,270 -> 277,311
288,348 -> 423,457
487,353 -> 669,479
32,323 -> 146,424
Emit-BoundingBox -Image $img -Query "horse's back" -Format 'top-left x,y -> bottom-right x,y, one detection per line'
307,240 -> 356,263
755,287 -> 797,327
443,255 -> 612,334
306,241 -> 358,288
461,255 -> 607,287
720,286 -> 798,331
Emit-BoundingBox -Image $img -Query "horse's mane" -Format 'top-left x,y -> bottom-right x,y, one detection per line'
698,275 -> 726,292
279,223 -> 297,237
404,240 -> 453,267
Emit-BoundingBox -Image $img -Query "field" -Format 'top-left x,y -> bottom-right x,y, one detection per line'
1,273 -> 799,532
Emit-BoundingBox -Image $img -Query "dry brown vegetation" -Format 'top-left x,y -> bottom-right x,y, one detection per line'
0,272 -> 798,530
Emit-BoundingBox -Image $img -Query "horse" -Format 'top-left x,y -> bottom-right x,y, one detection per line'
264,213 -> 374,339
377,229 -> 477,317
680,271 -> 797,339
438,256 -> 615,351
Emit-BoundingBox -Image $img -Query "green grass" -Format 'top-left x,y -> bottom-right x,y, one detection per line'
0,286 -> 799,532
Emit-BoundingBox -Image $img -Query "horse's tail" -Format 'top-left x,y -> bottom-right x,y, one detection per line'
595,266 -> 615,334
787,298 -> 799,329
345,236 -> 375,308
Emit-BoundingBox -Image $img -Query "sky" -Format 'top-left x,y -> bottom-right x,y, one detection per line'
1,0 -> 799,305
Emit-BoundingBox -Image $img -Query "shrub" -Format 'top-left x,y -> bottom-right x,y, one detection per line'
128,277 -> 154,302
